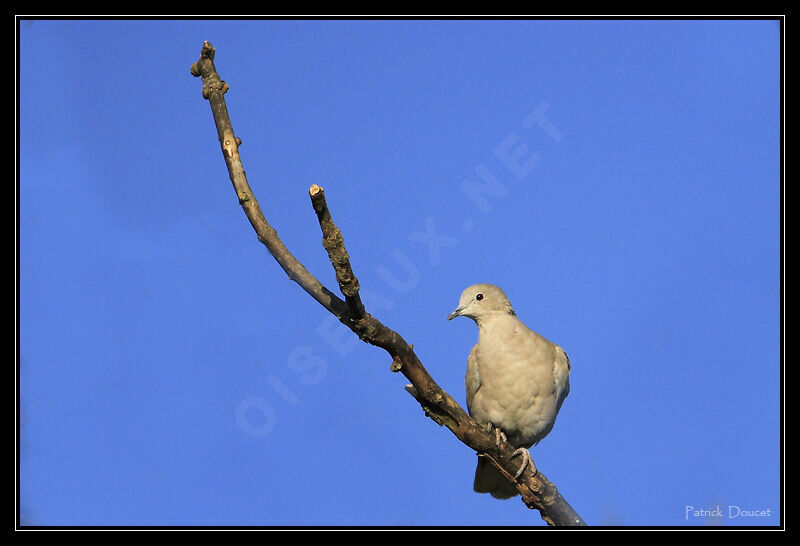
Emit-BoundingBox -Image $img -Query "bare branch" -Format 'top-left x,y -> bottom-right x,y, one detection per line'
308,184 -> 366,319
191,41 -> 585,527
190,42 -> 348,319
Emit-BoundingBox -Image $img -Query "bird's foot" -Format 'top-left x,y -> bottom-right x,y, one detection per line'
480,423 -> 507,449
494,428 -> 507,449
510,448 -> 536,480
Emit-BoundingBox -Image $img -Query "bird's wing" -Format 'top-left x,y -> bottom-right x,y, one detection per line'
465,344 -> 481,415
552,344 -> 571,413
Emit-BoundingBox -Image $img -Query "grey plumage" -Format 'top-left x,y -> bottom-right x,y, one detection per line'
448,284 -> 570,499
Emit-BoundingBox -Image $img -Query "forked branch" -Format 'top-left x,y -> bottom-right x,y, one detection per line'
191,41 -> 585,527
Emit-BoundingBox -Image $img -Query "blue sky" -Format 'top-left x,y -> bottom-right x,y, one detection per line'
18,19 -> 781,527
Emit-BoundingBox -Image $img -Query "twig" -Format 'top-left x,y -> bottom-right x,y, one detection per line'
309,184 -> 366,320
191,41 -> 585,527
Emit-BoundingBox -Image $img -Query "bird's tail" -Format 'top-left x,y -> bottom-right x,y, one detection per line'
473,457 -> 519,499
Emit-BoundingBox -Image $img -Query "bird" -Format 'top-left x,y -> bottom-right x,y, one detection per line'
448,284 -> 570,499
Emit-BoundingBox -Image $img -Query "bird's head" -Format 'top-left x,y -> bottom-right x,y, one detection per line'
447,283 -> 515,323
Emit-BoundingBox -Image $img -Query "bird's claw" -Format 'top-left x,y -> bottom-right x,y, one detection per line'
510,448 -> 536,480
494,428 -> 507,449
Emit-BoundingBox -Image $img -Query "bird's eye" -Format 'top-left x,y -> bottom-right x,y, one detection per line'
476,293 -> 484,301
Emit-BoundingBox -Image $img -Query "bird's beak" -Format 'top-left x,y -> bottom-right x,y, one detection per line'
448,307 -> 464,321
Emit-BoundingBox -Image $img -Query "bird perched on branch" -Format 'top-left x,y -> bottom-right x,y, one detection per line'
448,284 -> 571,499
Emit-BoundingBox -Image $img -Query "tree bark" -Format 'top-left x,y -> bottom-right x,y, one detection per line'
191,41 -> 585,527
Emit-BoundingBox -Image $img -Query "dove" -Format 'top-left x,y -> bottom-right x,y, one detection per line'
448,284 -> 571,499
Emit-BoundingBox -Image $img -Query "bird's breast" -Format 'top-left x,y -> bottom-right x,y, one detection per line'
470,320 -> 560,446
